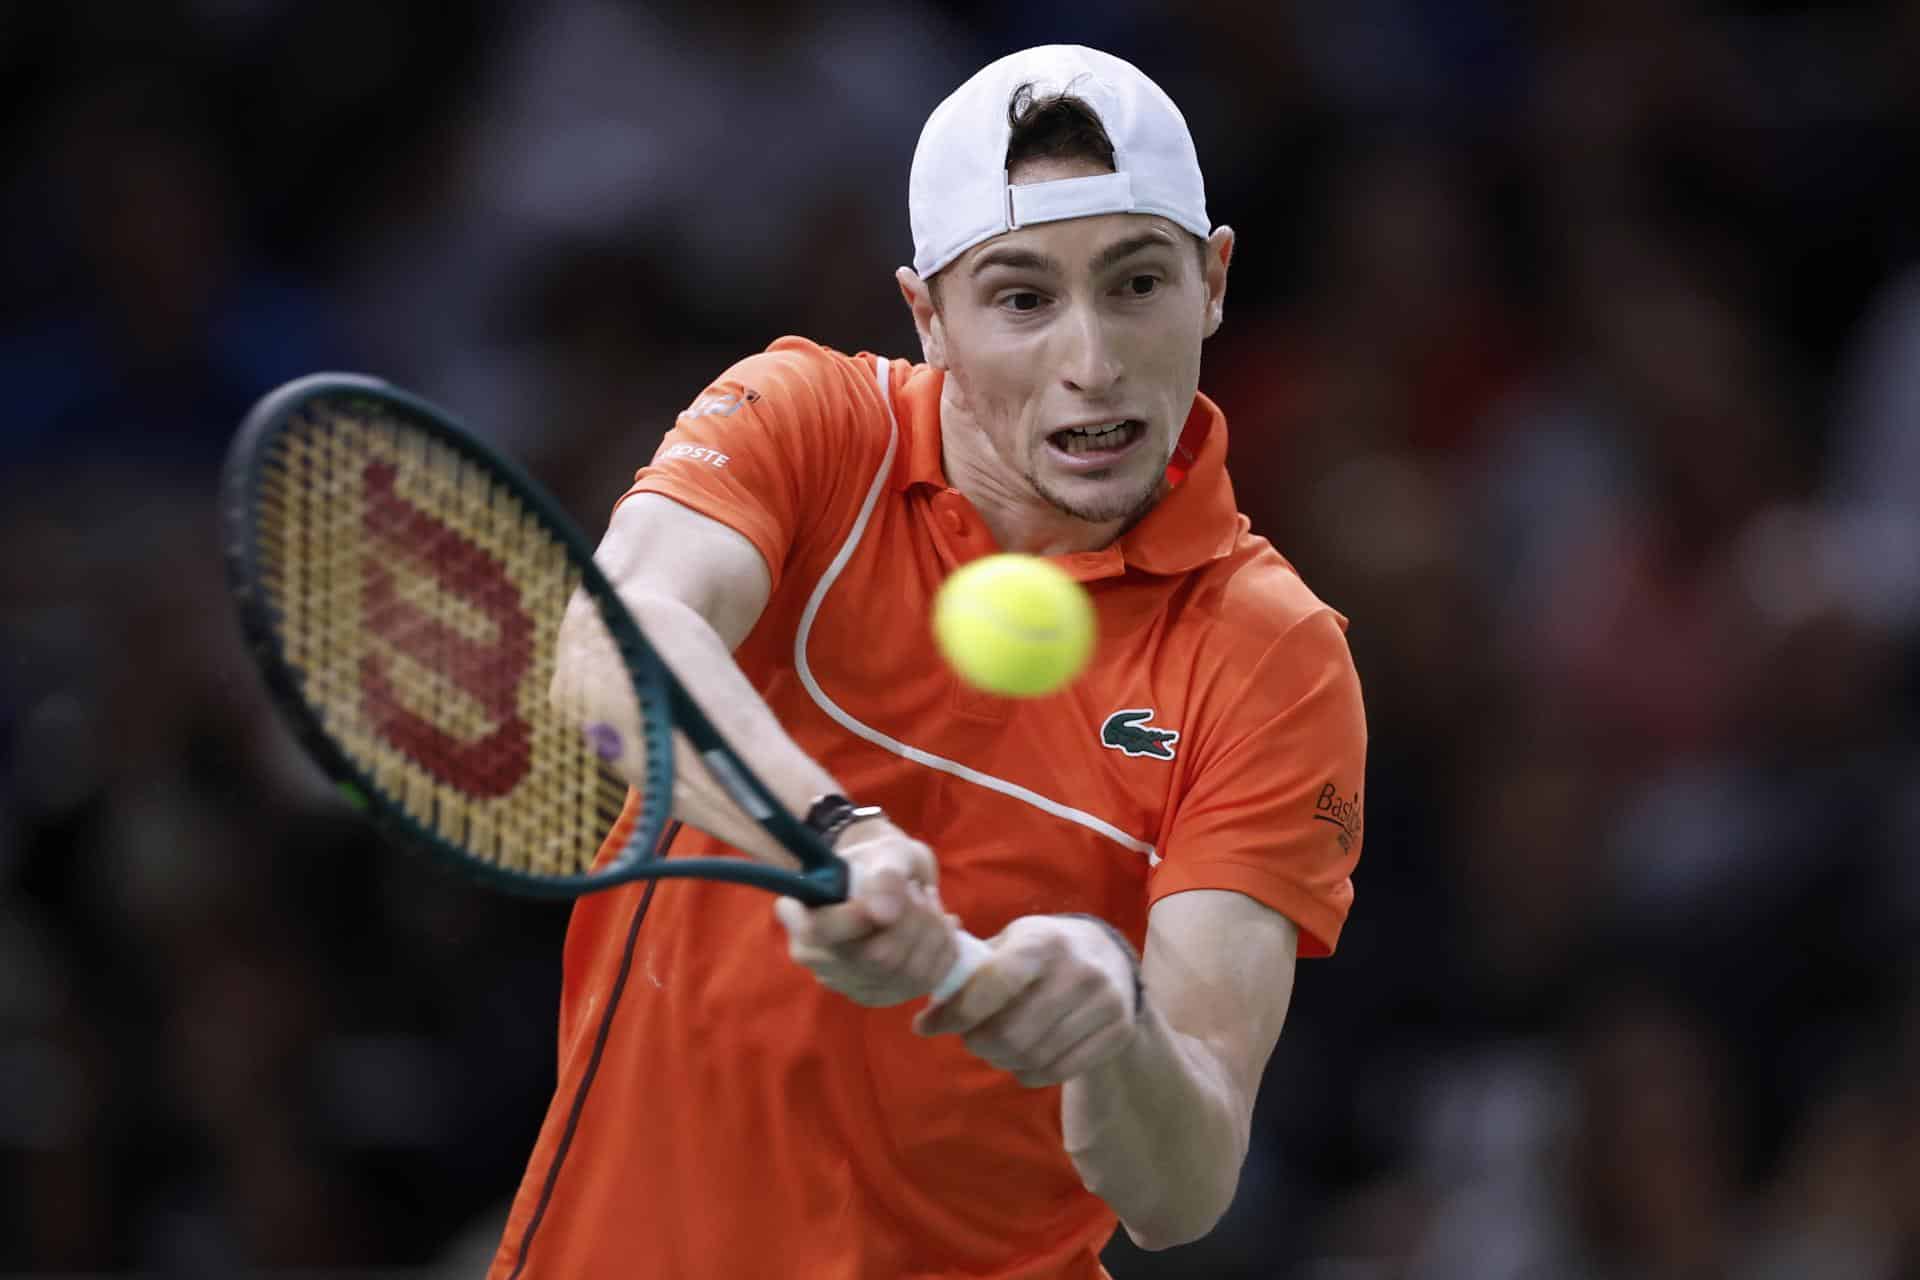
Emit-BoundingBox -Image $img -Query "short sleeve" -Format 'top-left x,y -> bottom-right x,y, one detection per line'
618,338 -> 879,593
1149,608 -> 1367,957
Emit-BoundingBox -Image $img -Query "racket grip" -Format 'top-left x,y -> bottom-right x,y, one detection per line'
931,929 -> 990,1003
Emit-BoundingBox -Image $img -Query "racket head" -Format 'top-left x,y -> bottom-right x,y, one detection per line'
221,372 -> 680,898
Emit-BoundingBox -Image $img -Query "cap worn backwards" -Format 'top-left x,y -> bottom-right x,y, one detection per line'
908,45 -> 1210,279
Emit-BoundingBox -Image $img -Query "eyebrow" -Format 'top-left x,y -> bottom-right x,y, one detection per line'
969,246 -> 1061,278
1088,231 -> 1179,274
969,230 -> 1180,279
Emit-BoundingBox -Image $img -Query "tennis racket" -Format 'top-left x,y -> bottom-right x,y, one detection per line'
221,372 -> 987,998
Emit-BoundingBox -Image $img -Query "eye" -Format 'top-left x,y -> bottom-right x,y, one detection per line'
1124,274 -> 1159,297
1002,290 -> 1044,313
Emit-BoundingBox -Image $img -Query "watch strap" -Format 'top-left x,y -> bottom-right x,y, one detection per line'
803,793 -> 886,849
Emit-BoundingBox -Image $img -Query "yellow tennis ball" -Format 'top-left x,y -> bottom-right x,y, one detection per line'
932,554 -> 1095,697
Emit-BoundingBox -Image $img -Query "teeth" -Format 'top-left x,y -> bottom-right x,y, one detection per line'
1058,421 -> 1135,456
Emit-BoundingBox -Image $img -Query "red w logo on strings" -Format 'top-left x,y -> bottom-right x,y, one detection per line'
358,461 -> 534,797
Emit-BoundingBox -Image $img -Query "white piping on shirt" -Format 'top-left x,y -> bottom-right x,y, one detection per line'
790,357 -> 1160,865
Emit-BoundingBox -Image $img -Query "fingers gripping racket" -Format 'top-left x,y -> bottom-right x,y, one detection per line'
222,373 -> 987,1000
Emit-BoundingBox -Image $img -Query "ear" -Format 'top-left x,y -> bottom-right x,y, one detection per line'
1202,227 -> 1234,339
896,266 -> 949,368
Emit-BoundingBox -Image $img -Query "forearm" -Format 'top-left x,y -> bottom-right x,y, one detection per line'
556,588 -> 839,864
1061,1001 -> 1247,1250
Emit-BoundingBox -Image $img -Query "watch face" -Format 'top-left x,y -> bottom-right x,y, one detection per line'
802,796 -> 886,850
804,794 -> 852,830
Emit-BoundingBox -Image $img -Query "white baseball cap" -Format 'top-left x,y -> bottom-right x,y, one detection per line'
908,45 -> 1211,279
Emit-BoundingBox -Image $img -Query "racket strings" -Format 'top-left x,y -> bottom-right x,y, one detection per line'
254,400 -> 649,878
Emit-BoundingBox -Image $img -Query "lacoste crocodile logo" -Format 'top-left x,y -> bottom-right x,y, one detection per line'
1100,708 -> 1179,760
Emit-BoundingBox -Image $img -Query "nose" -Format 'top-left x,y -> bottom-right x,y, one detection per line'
1057,300 -> 1122,398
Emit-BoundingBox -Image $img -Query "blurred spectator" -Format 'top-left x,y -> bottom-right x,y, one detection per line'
0,73 -> 349,479
1826,264 -> 1920,640
2,3 -> 1917,1275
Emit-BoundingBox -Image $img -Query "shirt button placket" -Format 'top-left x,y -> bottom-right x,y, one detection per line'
933,491 -> 981,565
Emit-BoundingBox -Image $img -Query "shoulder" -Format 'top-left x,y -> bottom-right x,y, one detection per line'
675,336 -> 914,473
1177,534 -> 1360,723
741,334 -> 873,389
1182,532 -> 1349,655
712,336 -> 891,422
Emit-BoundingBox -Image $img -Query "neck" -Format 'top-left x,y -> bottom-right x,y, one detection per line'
937,378 -> 1142,557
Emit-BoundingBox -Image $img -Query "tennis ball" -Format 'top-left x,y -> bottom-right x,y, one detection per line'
932,554 -> 1095,697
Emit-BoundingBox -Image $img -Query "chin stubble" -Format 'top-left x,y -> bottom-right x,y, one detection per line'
1029,466 -> 1163,528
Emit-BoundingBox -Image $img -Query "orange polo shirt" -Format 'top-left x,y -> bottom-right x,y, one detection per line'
489,337 -> 1366,1280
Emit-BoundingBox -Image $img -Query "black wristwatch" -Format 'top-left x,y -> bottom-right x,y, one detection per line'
803,793 -> 886,849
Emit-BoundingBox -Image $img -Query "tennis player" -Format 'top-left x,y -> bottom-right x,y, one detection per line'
490,44 -> 1366,1279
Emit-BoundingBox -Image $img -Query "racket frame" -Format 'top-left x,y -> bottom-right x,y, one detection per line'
221,372 -> 849,906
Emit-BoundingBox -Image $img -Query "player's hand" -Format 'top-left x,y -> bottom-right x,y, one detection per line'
773,822 -> 960,1007
912,915 -> 1139,1087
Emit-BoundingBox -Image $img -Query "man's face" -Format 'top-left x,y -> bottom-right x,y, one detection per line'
923,157 -> 1230,527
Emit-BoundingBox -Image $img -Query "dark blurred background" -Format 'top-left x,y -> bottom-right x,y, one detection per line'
2,1 -> 1917,1276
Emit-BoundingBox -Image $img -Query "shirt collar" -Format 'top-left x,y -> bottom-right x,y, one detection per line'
889,362 -> 1241,578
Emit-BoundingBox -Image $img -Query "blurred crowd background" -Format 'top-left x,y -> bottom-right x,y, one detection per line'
2,1 -> 1917,1276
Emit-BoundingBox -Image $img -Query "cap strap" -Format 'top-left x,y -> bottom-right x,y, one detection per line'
1006,171 -> 1135,230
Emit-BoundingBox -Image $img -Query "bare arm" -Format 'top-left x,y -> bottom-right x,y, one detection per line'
916,889 -> 1296,1250
556,494 -> 957,989
553,493 -> 839,864
1062,889 -> 1296,1250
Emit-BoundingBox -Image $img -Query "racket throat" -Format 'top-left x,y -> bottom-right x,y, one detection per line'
700,748 -> 774,820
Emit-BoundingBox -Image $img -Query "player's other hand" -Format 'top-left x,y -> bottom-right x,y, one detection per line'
912,915 -> 1139,1088
773,822 -> 958,1007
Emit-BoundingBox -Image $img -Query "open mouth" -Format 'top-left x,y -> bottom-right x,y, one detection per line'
1046,419 -> 1146,461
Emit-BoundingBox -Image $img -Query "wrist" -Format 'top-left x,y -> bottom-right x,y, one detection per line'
1061,913 -> 1144,1021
